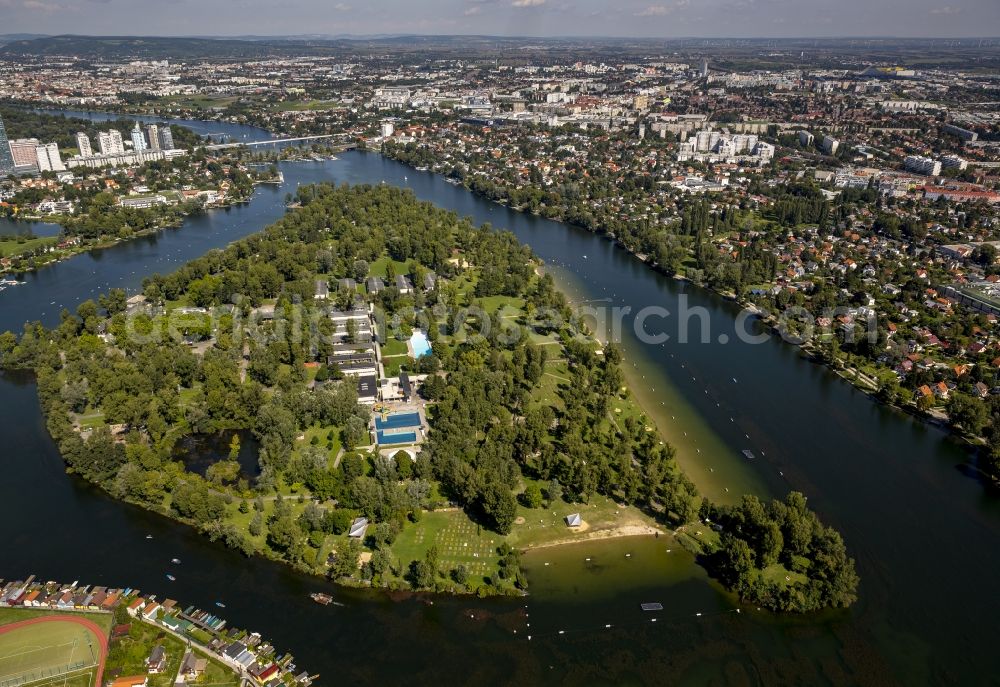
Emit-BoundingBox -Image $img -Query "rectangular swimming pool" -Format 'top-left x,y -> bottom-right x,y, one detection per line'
375,412 -> 421,430
377,430 -> 417,445
410,330 -> 432,358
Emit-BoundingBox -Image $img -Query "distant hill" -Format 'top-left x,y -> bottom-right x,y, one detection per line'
1,34 -> 998,65
0,34 -> 48,47
0,35 -> 329,60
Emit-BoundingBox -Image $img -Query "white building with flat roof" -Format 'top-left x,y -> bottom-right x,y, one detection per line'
35,142 -> 65,172
98,129 -> 125,155
76,132 -> 93,157
905,155 -> 942,177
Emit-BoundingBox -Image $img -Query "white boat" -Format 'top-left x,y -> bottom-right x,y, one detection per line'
166,574 -> 176,581
171,558 -> 181,564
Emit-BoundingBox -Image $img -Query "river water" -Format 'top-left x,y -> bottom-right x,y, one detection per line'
1,115 -> 998,685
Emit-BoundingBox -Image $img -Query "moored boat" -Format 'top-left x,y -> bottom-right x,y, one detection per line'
311,592 -> 334,606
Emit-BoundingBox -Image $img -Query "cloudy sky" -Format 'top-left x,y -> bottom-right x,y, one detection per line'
0,0 -> 996,38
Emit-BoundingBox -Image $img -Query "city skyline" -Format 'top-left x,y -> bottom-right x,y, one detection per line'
0,0 -> 997,39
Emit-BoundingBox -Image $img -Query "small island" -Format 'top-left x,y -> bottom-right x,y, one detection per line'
0,184 -> 858,612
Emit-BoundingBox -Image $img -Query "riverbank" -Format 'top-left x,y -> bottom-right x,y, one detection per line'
541,264 -> 766,506
0,178 -> 278,278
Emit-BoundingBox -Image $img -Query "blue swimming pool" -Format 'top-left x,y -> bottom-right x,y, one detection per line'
410,330 -> 432,358
375,412 -> 421,430
377,431 -> 417,445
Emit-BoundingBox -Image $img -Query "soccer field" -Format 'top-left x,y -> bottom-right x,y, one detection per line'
0,619 -> 101,687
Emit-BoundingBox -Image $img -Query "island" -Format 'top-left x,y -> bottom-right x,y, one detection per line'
0,184 -> 858,612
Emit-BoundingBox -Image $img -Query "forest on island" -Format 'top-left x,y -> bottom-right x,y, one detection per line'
0,183 -> 857,609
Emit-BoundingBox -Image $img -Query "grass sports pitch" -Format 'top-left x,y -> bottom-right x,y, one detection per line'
0,617 -> 104,687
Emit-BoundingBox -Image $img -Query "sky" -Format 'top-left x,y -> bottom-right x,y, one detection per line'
0,0 -> 997,39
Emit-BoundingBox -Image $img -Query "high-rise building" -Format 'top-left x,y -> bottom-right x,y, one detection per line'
8,138 -> 40,168
157,126 -> 174,150
131,123 -> 147,152
905,155 -> 942,176
35,142 -> 65,172
0,114 -> 15,175
700,59 -> 709,78
380,121 -> 394,138
98,130 -> 125,155
76,132 -> 93,157
146,124 -> 161,151
820,136 -> 840,155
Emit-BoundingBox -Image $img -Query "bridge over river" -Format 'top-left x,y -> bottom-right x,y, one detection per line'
201,134 -> 351,150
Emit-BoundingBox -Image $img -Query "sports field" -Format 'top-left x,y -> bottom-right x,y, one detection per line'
0,616 -> 107,687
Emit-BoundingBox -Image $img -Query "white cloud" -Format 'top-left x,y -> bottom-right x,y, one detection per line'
635,1 -> 689,17
930,5 -> 961,14
333,2 -> 351,10
512,0 -> 546,7
464,5 -> 482,15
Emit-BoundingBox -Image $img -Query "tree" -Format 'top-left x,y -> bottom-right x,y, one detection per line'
267,515 -> 300,553
546,478 -> 563,506
344,416 -> 367,450
479,481 -> 517,535
248,511 -> 264,537
352,259 -> 370,282
521,482 -> 543,509
330,538 -> 362,580
394,451 -> 413,479
947,392 -> 988,436
206,459 -> 240,485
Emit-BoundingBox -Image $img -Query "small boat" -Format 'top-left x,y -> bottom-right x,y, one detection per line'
310,592 -> 333,606
742,450 -> 755,460
145,535 -> 153,540
215,602 -> 226,608
166,574 -> 176,581
171,558 -> 181,565
641,602 -> 663,611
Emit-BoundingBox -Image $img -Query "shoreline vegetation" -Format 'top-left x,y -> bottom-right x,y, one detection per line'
0,183 -> 858,613
380,147 -> 998,483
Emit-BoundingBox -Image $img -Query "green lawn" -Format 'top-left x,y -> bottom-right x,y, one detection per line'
76,410 -> 106,431
382,356 -> 409,378
0,236 -> 58,258
106,620 -> 186,687
762,563 -> 809,588
368,256 -> 411,280
380,337 -> 409,357
391,510 -> 503,584
474,295 -> 525,314
269,99 -> 342,112
0,608 -> 111,633
299,423 -> 343,467
0,612 -> 107,687
506,491 -> 659,549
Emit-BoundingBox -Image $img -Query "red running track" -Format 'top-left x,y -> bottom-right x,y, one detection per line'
0,614 -> 109,687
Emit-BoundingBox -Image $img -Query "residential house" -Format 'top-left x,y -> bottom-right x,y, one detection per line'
179,651 -> 208,681
395,274 -> 414,294
348,517 -> 369,539
146,645 -> 166,674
